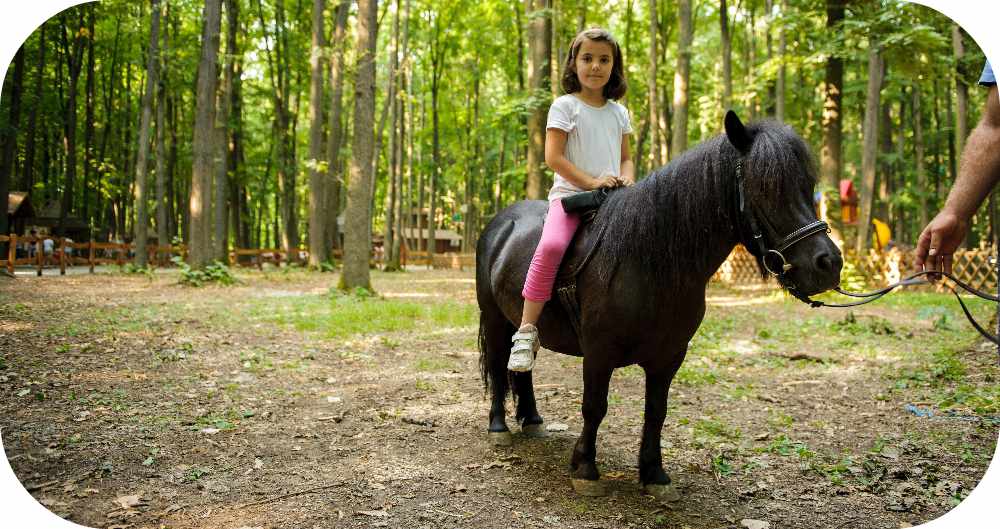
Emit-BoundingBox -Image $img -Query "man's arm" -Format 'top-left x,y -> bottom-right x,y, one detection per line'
915,85 -> 1000,273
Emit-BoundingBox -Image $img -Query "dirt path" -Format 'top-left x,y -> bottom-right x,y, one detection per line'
1,269 -> 996,529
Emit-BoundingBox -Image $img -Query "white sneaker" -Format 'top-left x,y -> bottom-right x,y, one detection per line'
508,324 -> 539,372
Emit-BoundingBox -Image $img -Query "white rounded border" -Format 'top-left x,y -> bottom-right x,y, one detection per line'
0,1 -> 997,528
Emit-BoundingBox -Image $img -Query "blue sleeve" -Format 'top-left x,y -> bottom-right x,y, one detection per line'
980,60 -> 996,86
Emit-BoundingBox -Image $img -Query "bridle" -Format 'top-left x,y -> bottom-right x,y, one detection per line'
734,157 -> 999,348
734,158 -> 829,303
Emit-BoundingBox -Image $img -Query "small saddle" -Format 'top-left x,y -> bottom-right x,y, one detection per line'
553,189 -> 613,338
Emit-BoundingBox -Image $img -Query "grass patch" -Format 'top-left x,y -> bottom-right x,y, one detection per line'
243,292 -> 477,339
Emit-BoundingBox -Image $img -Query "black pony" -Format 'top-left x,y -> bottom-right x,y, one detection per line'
475,112 -> 843,498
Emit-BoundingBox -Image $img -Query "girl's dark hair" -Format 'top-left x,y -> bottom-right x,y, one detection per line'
561,27 -> 628,100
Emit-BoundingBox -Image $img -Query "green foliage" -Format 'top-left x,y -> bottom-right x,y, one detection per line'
119,263 -> 155,278
172,257 -> 236,287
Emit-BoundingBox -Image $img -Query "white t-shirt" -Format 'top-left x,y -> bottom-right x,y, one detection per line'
546,94 -> 633,201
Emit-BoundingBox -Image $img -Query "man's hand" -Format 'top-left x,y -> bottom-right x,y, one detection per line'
914,209 -> 969,275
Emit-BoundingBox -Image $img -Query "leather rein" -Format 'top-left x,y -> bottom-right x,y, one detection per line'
734,158 -> 999,347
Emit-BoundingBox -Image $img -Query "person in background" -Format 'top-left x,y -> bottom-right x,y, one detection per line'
915,60 -> 1000,274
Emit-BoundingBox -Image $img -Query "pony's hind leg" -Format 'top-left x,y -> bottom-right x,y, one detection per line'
569,356 -> 614,496
481,308 -> 515,446
511,371 -> 546,437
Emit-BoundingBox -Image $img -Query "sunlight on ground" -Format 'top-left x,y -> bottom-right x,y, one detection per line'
405,278 -> 476,284
706,295 -> 781,307
382,292 -> 437,299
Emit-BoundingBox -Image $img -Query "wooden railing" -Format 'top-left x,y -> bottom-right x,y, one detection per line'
710,243 -> 998,294
1,235 -> 185,276
1,235 -> 478,274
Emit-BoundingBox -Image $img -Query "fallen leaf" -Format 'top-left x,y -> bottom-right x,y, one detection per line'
199,428 -> 220,435
881,446 -> 901,460
114,494 -> 142,510
741,520 -> 770,529
357,510 -> 389,518
545,422 -> 569,432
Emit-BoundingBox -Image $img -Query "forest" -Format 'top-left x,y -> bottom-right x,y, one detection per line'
0,0 -> 992,285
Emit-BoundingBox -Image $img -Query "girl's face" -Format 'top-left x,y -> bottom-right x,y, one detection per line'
574,39 -> 614,93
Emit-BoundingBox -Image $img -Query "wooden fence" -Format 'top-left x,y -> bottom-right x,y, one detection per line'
710,243 -> 998,293
4,233 -> 992,291
1,234 -> 477,274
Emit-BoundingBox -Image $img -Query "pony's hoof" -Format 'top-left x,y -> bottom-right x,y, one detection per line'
521,423 -> 548,438
571,478 -> 606,497
643,483 -> 680,502
488,430 -> 512,447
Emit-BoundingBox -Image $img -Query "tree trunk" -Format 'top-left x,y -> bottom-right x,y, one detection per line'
155,42 -> 168,253
134,0 -> 161,268
341,0 -> 377,291
83,6 -> 96,225
952,24 -> 968,160
913,84 -> 927,236
856,46 -> 883,255
22,23 -> 46,194
647,0 -> 659,168
213,0 -> 238,262
58,12 -> 87,236
384,0 -> 404,271
307,0 -> 328,267
0,45 -> 23,237
325,0 -> 350,255
670,0 -> 692,157
720,0 -> 732,110
820,0 -> 844,192
188,0 -> 222,268
525,0 -> 551,199
775,0 -> 787,122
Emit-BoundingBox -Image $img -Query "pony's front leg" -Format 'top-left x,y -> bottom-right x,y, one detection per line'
569,356 -> 613,496
638,365 -> 679,500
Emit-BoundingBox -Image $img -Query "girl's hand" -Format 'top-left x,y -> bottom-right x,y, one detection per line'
594,173 -> 624,190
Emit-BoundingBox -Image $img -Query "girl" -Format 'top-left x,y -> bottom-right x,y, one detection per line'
509,27 -> 635,372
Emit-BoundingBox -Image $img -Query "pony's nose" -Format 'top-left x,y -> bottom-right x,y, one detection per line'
814,251 -> 842,274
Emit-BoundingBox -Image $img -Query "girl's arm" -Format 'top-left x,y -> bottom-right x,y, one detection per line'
545,128 -> 615,191
619,134 -> 635,185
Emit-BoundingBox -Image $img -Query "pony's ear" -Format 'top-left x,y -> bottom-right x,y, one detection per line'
724,110 -> 752,153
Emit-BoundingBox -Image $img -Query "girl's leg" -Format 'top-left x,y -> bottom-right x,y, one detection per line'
510,199 -> 581,372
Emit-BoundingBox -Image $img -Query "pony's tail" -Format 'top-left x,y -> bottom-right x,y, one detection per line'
478,310 -> 490,393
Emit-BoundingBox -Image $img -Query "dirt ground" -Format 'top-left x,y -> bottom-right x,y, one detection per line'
1,268 -> 997,529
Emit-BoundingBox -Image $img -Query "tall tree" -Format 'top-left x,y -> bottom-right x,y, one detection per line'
134,0 -> 162,267
214,0 -> 240,261
856,45 -> 884,254
58,11 -> 88,235
384,0 -> 403,271
341,0 -> 377,290
307,0 -> 328,267
83,6 -> 96,224
647,0 -> 660,168
0,45 -> 24,238
952,24 -> 968,159
913,84 -> 928,233
325,0 -> 350,256
188,0 -> 222,268
820,0 -> 845,192
670,0 -> 692,157
720,0 -> 732,110
21,23 -> 46,194
525,0 -> 551,199
775,0 -> 787,122
155,10 -> 169,254
257,0 -> 298,255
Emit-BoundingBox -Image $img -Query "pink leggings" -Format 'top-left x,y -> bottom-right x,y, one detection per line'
522,199 -> 581,302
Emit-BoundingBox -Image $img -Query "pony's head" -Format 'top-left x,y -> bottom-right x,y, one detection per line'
724,111 -> 842,296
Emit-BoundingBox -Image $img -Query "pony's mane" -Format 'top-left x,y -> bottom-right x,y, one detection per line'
590,120 -> 818,287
